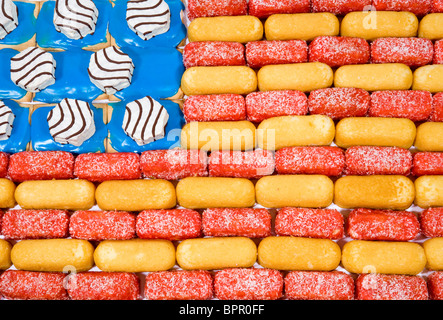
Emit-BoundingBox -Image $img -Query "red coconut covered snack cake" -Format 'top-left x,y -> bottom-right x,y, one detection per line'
344,146 -> 413,176
183,41 -> 246,68
67,272 -> 140,300
246,90 -> 308,122
346,208 -> 420,241
186,0 -> 248,21
308,87 -> 370,120
246,40 -> 308,69
1,209 -> 69,240
202,208 -> 272,238
355,274 -> 428,300
69,211 -> 136,241
275,207 -> 344,239
73,152 -> 141,182
136,209 -> 202,240
144,270 -> 213,300
308,36 -> 370,67
183,94 -> 246,122
275,146 -> 345,176
369,90 -> 433,121
370,38 -> 434,67
284,271 -> 355,300
8,151 -> 74,182
0,270 -> 68,300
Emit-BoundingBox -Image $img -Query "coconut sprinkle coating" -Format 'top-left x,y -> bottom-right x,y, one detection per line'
347,208 -> 420,241
183,42 -> 245,68
214,268 -> 283,300
208,150 -> 275,179
1,209 -> 69,240
67,272 -> 140,300
434,40 -> 443,64
144,270 -> 213,300
309,36 -> 370,67
369,90 -> 433,122
285,271 -> 354,300
371,38 -> 434,67
431,92 -> 443,122
202,208 -> 272,238
412,152 -> 443,176
74,152 -> 141,182
428,272 -> 443,300
246,40 -> 308,69
344,146 -> 413,176
275,146 -> 345,176
69,211 -> 136,241
275,207 -> 344,239
420,208 -> 443,238
311,0 -> 370,14
356,274 -> 428,300
140,149 -> 208,180
434,0 -> 443,12
0,270 -> 68,300
245,90 -> 308,122
248,0 -> 310,18
183,94 -> 246,122
373,0 -> 432,16
136,209 -> 202,240
0,152 -> 8,178
8,151 -> 74,182
186,0 -> 247,20
308,87 -> 369,120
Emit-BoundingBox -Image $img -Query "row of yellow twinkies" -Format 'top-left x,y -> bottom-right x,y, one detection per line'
188,11 -> 443,43
0,231 -> 442,276
182,62 -> 443,97
180,115 -> 442,152
0,173 -> 440,215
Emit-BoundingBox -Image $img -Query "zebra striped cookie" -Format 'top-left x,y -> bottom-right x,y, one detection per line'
87,46 -> 134,95
53,0 -> 99,40
47,98 -> 96,146
10,47 -> 56,92
126,0 -> 170,41
122,96 -> 169,146
0,101 -> 14,141
0,0 -> 18,40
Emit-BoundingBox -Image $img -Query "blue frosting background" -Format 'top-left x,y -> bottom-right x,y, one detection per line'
109,0 -> 186,49
0,49 -> 27,100
0,1 -> 37,46
108,99 -> 184,152
0,100 -> 30,153
113,46 -> 184,101
33,49 -> 103,104
31,104 -> 107,153
36,0 -> 111,50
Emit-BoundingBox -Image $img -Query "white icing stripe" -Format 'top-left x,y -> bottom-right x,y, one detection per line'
47,98 -> 95,146
88,46 -> 134,95
53,0 -> 99,40
126,0 -> 170,41
0,0 -> 18,40
0,101 -> 14,141
10,47 -> 56,93
122,96 -> 169,145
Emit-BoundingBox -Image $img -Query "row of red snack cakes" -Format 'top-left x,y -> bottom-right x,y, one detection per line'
183,37 -> 443,69
0,208 -> 267,241
186,0 -> 443,20
183,89 -> 443,123
2,268 -> 443,300
1,207 -> 442,241
0,148 -> 441,183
